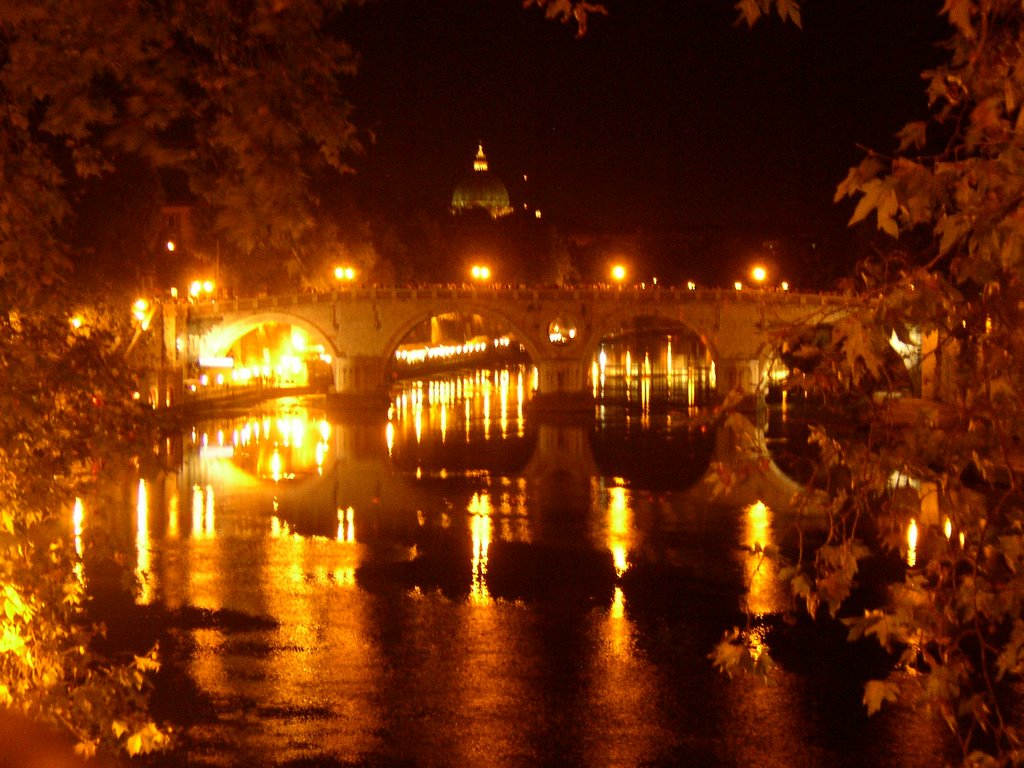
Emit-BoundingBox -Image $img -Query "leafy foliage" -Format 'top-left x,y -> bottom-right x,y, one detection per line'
522,0 -> 609,37
0,0 -> 362,296
0,296 -> 169,757
711,2 -> 1024,764
0,0 -> 366,758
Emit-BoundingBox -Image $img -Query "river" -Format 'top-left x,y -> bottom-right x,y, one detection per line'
84,364 -> 955,767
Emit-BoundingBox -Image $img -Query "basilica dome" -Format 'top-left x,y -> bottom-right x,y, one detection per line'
451,144 -> 512,219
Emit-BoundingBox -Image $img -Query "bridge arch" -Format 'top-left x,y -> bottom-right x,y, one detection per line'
582,308 -> 718,368
199,310 -> 340,363
380,302 -> 548,368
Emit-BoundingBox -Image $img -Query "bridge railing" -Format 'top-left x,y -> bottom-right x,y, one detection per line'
180,285 -> 846,315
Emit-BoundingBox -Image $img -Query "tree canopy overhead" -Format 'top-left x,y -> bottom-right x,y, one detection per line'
0,0 -> 363,302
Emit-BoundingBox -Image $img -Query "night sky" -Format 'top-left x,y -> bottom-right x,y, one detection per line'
339,0 -> 946,280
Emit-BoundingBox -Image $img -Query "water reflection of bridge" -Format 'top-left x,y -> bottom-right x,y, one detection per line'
170,410 -> 808,541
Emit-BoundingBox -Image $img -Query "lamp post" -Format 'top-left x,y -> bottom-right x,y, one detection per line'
751,265 -> 768,287
334,265 -> 356,282
470,264 -> 491,283
610,263 -> 627,285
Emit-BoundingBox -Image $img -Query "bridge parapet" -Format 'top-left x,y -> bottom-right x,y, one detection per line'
188,285 -> 846,314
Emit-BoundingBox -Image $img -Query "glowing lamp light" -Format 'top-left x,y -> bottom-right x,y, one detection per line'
334,266 -> 356,281
734,281 -> 743,291
751,265 -> 768,284
166,240 -> 176,252
470,264 -> 491,281
132,298 -> 149,323
611,264 -> 627,283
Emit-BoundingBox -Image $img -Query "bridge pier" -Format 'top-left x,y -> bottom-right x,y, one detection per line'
718,356 -> 769,411
326,356 -> 391,412
527,358 -> 595,416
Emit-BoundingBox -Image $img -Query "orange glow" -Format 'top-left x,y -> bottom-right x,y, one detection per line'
334,265 -> 356,281
751,265 -> 767,284
611,264 -> 627,283
907,518 -> 919,567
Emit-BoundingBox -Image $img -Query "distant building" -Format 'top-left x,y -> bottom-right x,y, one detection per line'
450,144 -> 513,219
160,203 -> 194,254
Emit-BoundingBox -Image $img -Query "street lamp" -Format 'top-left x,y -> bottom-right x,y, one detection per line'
132,298 -> 152,330
751,265 -> 768,286
470,264 -> 491,282
610,263 -> 627,284
189,279 -> 215,300
334,265 -> 356,282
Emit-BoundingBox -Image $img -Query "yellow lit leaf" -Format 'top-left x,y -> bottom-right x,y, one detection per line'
74,741 -> 98,760
134,652 -> 161,673
126,733 -> 143,757
0,625 -> 27,654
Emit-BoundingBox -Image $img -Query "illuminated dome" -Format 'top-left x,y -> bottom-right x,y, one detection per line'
451,144 -> 512,219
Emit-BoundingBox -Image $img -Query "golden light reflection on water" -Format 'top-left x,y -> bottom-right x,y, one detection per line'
389,365 -> 531,454
83,370 -> 962,767
337,505 -> 355,544
468,492 -> 493,604
607,484 -> 632,577
739,500 -> 784,616
167,490 -> 179,539
136,479 -> 154,604
191,484 -> 215,538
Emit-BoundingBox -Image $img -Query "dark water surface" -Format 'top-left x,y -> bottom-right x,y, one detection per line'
87,368 -> 955,767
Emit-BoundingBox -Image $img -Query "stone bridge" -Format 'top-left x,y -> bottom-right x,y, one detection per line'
156,285 -> 851,411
